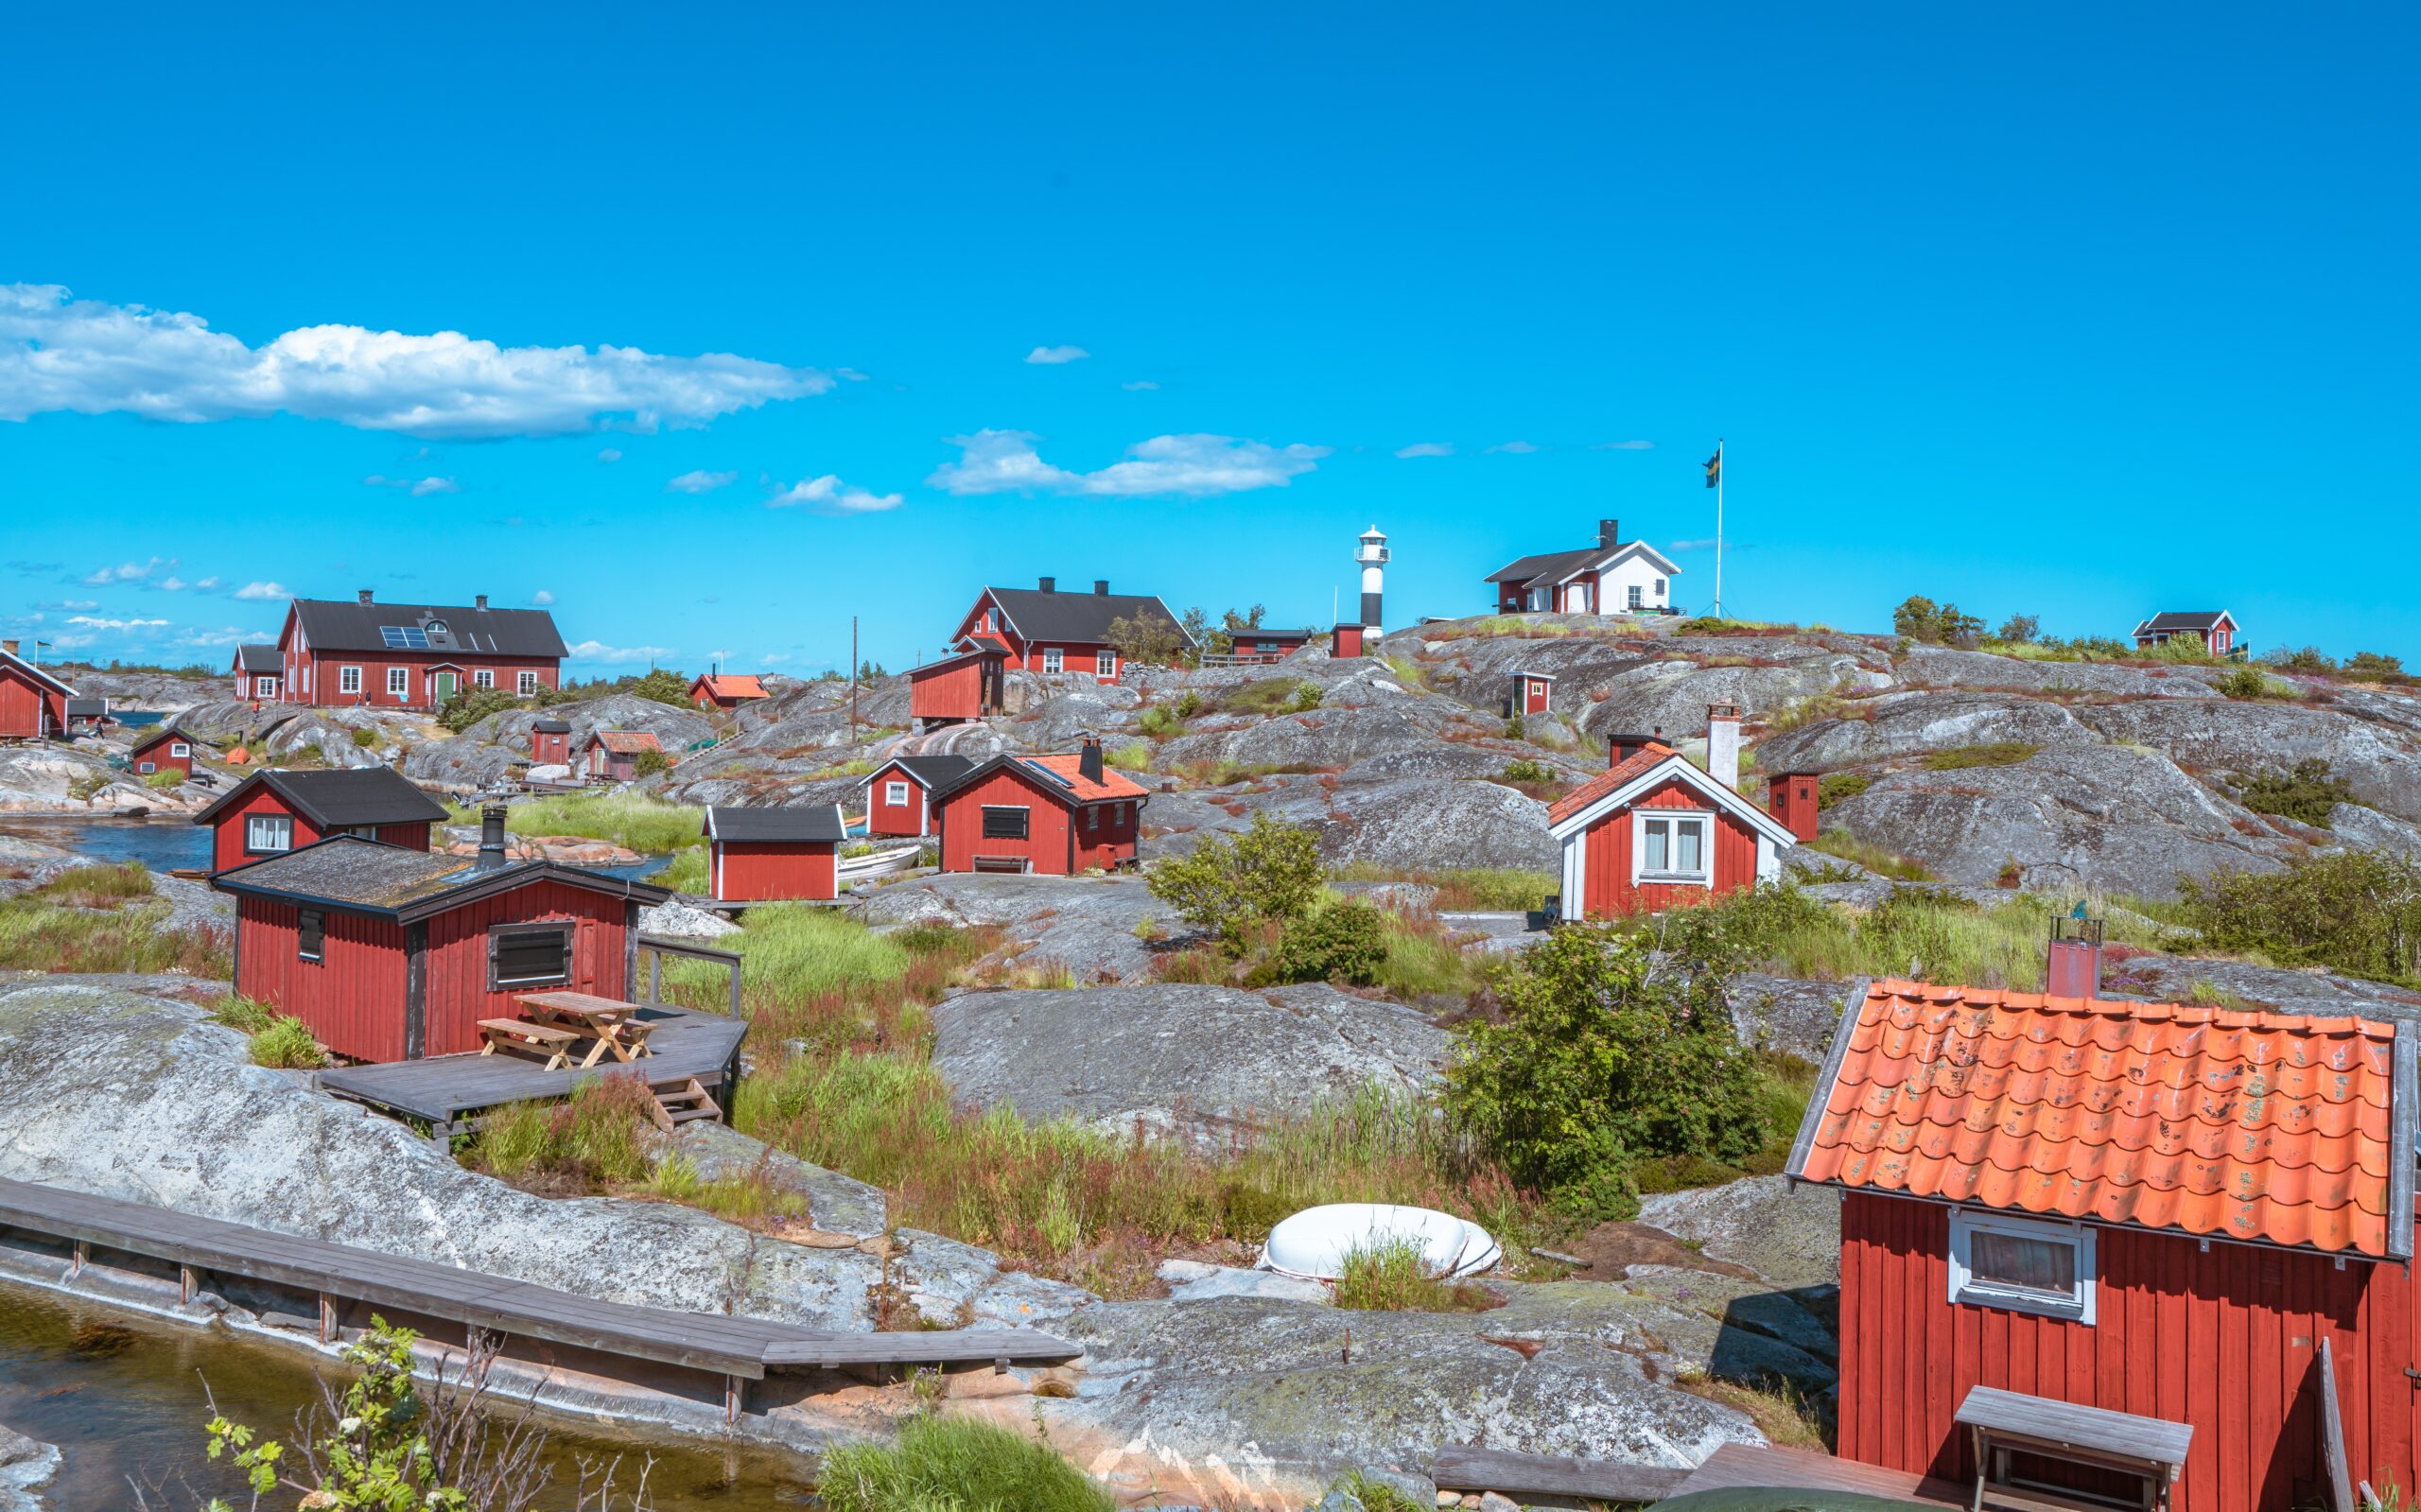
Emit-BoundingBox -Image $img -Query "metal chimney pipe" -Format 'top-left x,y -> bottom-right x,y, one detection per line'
1078,737 -> 1105,785
478,805 -> 509,869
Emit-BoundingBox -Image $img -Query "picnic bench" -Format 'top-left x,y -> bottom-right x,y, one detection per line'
1956,1385 -> 2194,1512
517,990 -> 655,1066
477,1017 -> 583,1070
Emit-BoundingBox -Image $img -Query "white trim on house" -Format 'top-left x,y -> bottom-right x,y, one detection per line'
1548,753 -> 1799,850
1947,1209 -> 2097,1325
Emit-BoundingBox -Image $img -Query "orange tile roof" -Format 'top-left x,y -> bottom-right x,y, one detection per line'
694,674 -> 768,700
590,730 -> 665,755
1793,980 -> 2407,1258
1021,754 -> 1149,802
1544,746 -> 1671,826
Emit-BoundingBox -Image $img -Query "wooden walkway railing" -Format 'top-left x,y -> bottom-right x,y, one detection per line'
636,933 -> 742,1017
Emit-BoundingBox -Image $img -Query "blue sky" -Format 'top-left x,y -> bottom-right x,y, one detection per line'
3,4 -> 2413,676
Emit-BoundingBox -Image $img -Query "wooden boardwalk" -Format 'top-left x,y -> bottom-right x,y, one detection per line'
1668,1443 -> 1967,1506
0,1175 -> 1078,1409
1430,1443 -> 1689,1503
319,1004 -> 746,1130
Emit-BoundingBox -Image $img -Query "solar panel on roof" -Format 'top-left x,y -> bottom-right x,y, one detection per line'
379,626 -> 430,650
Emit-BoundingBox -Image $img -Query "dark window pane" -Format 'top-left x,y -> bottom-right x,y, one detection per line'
1970,1229 -> 2076,1294
298,910 -> 323,961
982,807 -> 1029,840
494,929 -> 568,985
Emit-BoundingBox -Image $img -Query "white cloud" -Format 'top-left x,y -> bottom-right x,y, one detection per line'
767,474 -> 904,513
1394,442 -> 1454,459
195,576 -> 221,590
159,576 -> 188,592
531,589 -> 556,606
175,625 -> 271,648
667,469 -> 739,494
83,557 -> 172,585
596,447 -> 623,463
66,615 -> 170,633
365,474 -> 460,495
567,639 -> 673,664
836,367 -> 870,383
1486,441 -> 1539,455
0,283 -> 831,440
233,581 -> 287,601
928,430 -> 1328,499
1121,380 -> 1159,391
1591,440 -> 1655,451
1024,345 -> 1089,365
45,599 -> 98,611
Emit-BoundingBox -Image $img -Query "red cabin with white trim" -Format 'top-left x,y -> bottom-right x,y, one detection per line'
129,726 -> 197,780
1507,670 -> 1554,717
267,591 -> 565,711
580,730 -> 663,781
193,767 -> 449,876
929,741 -> 1149,875
1545,731 -> 1797,919
0,641 -> 74,740
705,804 -> 845,902
947,578 -> 1193,684
863,755 -> 975,838
690,672 -> 770,711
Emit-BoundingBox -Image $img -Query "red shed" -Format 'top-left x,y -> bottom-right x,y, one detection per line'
529,716 -> 571,768
212,815 -> 671,1062
1545,733 -> 1797,920
1332,623 -> 1366,659
864,754 -> 975,838
128,725 -> 198,780
1767,771 -> 1820,842
1789,979 -> 2421,1512
580,729 -> 663,781
1507,669 -> 1555,717
929,740 -> 1149,875
705,804 -> 846,902
909,645 -> 1008,729
193,767 -> 449,875
0,641 -> 74,740
689,672 -> 770,711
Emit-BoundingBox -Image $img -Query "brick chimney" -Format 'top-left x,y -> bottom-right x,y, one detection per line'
0,640 -> 16,657
1093,579 -> 1109,596
1706,703 -> 1741,790
1599,518 -> 1620,549
1037,576 -> 1056,594
357,588 -> 374,605
1768,772 -> 1820,842
1078,737 -> 1104,785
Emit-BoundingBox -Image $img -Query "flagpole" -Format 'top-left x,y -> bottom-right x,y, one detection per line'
1714,439 -> 1725,619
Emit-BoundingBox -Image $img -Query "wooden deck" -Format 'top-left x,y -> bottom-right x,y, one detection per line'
0,1176 -> 1079,1394
319,1004 -> 746,1130
1431,1443 -> 1688,1503
1669,1444 -> 1967,1506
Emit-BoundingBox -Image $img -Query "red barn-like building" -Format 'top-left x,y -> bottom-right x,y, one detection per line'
529,716 -> 571,768
581,730 -> 663,782
264,591 -> 566,711
909,645 -> 1008,729
1545,725 -> 1798,919
929,740 -> 1148,875
194,768 -> 450,875
864,755 -> 975,838
2133,610 -> 2240,659
128,726 -> 197,780
948,579 -> 1192,684
212,814 -> 671,1062
705,804 -> 846,902
0,641 -> 74,740
689,672 -> 770,711
1789,979 -> 2421,1512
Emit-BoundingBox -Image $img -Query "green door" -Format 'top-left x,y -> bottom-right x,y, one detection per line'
432,671 -> 458,703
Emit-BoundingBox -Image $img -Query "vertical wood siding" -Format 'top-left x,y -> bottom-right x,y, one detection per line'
296,651 -> 559,710
937,768 -> 1075,874
867,773 -> 927,836
531,729 -> 567,764
418,880 -> 632,1056
1577,776 -> 1759,918
1838,1191 -> 2411,1512
911,660 -> 983,722
0,670 -> 46,739
130,736 -> 193,777
211,791 -> 326,874
1068,799 -> 1140,872
372,822 -> 433,852
711,840 -> 836,901
235,896 -> 409,1062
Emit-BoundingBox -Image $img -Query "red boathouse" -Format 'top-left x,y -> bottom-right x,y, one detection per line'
128,726 -> 197,780
1790,978 -> 2421,1512
1544,721 -> 1798,919
212,809 -> 671,1062
193,767 -> 450,875
928,739 -> 1148,875
0,641 -> 74,741
705,804 -> 846,902
908,645 -> 1008,729
863,755 -> 975,838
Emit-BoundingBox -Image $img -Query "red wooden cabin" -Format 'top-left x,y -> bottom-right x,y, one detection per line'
265,591 -> 566,710
864,755 -> 975,838
929,739 -> 1149,875
212,810 -> 671,1062
0,640 -> 74,740
1767,771 -> 1820,842
909,646 -> 1008,729
947,578 -> 1193,684
689,672 -> 770,711
1789,979 -> 2421,1512
529,716 -> 571,768
232,644 -> 281,702
580,730 -> 663,781
705,804 -> 846,902
128,726 -> 197,779
1222,627 -> 1319,663
1507,669 -> 1555,717
1332,623 -> 1366,659
1545,730 -> 1797,919
193,767 -> 449,875
2132,610 -> 2240,659
1485,519 -> 1681,615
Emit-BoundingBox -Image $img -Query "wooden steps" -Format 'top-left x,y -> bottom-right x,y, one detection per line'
648,1075 -> 723,1131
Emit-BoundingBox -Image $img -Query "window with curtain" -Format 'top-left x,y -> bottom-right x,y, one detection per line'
1635,813 -> 1711,881
1949,1211 -> 2095,1322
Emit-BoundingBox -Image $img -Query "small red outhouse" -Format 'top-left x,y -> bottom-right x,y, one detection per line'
0,640 -> 74,740
909,646 -> 1008,729
1766,771 -> 1820,842
129,726 -> 197,780
1507,669 -> 1555,717
863,755 -> 975,838
929,739 -> 1149,875
211,808 -> 672,1062
690,672 -> 770,711
581,730 -> 663,782
193,767 -> 450,875
1544,727 -> 1798,919
1332,623 -> 1366,659
705,804 -> 846,902
530,716 -> 571,768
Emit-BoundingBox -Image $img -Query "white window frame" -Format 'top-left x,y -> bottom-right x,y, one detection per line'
254,676 -> 279,699
340,666 -> 362,695
1627,583 -> 1645,610
1632,809 -> 1715,886
169,741 -> 190,758
1095,649 -> 1116,677
386,667 -> 409,698
517,670 -> 539,695
1947,1210 -> 2096,1324
1042,648 -> 1064,674
884,781 -> 910,807
245,814 -> 294,855
474,669 -> 494,689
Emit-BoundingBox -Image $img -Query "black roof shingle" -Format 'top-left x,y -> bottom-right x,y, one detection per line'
192,767 -> 451,830
982,586 -> 1193,648
874,755 -> 977,789
213,835 -> 671,920
705,805 -> 847,843
289,598 -> 567,659
235,644 -> 281,673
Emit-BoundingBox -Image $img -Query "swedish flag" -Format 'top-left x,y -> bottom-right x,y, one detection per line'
1703,443 -> 1722,489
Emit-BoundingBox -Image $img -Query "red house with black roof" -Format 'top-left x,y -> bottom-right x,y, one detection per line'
193,767 -> 451,875
949,578 -> 1192,684
212,808 -> 672,1062
128,725 -> 197,780
529,716 -> 571,768
863,754 -> 975,837
929,739 -> 1149,875
705,804 -> 847,902
268,591 -> 566,711
0,640 -> 75,740
232,644 -> 281,702
2132,610 -> 2240,659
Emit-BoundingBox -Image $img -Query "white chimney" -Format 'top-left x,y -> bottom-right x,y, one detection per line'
1706,703 -> 1741,791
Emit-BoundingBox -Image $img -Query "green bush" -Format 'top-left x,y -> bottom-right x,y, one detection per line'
1173,689 -> 1204,719
1106,740 -> 1152,771
1817,771 -> 1872,807
435,686 -> 522,733
143,769 -> 185,790
2217,666 -> 2292,701
1274,901 -> 1389,985
817,1414 -> 1117,1512
1146,813 -> 1325,948
1225,677 -> 1310,714
2235,758 -> 2357,828
2178,850 -> 2421,983
251,1015 -> 328,1069
1503,711 -> 1526,740
1922,742 -> 2039,771
207,994 -> 275,1033
629,667 -> 692,707
1331,1235 -> 1495,1312
1136,704 -> 1185,739
1289,681 -> 1323,712
1890,595 -> 1985,648
631,746 -> 672,777
1502,757 -> 1554,785
2344,651 -> 2410,684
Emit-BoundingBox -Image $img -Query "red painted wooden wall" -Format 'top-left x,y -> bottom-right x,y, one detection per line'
1576,776 -> 1759,918
935,767 -> 1139,875
712,840 -> 837,901
210,791 -> 433,874
0,667 -> 61,739
130,734 -> 194,778
1333,625 -> 1365,658
419,881 -> 632,1056
1521,677 -> 1552,715
911,659 -> 984,723
1839,1190 -> 2414,1512
235,896 -> 410,1062
531,728 -> 568,765
867,771 -> 928,836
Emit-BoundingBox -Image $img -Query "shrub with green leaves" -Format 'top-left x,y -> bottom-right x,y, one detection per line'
2235,758 -> 2357,828
628,667 -> 692,706
2216,666 -> 2292,701
1274,901 -> 1388,985
1922,741 -> 2039,771
1136,704 -> 1185,739
631,746 -> 671,777
1890,595 -> 1984,648
250,1015 -> 327,1069
2179,850 -> 2421,983
1289,681 -> 1323,712
818,1414 -> 1117,1512
1502,756 -> 1553,785
1173,689 -> 1204,719
1146,813 -> 1325,948
1817,771 -> 1872,807
143,768 -> 185,790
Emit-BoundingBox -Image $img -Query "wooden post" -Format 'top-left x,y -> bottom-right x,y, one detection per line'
727,954 -> 740,1019
180,1265 -> 195,1306
68,1240 -> 85,1278
319,1291 -> 336,1344
724,1375 -> 744,1424
649,949 -> 662,1007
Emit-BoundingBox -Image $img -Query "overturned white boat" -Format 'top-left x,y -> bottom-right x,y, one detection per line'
1258,1202 -> 1501,1281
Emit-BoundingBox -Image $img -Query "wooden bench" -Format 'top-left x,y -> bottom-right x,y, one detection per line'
477,1017 -> 582,1070
1956,1386 -> 2193,1512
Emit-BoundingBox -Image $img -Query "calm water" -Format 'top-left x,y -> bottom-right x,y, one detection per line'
0,1282 -> 816,1507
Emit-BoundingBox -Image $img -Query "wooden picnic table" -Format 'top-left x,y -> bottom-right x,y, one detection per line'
514,991 -> 656,1068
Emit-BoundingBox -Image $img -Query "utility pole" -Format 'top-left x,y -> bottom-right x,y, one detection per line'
849,616 -> 859,745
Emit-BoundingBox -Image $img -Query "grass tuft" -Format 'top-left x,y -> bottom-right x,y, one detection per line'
492,791 -> 704,853
1332,1235 -> 1500,1312
816,1414 -> 1116,1512
1921,742 -> 2040,771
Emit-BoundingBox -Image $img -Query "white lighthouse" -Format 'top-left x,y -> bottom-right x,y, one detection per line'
1354,525 -> 1389,631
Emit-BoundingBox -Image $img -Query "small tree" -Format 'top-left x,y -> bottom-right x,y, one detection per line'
631,747 -> 672,778
1146,813 -> 1325,948
628,668 -> 690,707
1994,613 -> 2040,645
1274,901 -> 1389,985
1106,611 -> 1187,668
1891,595 -> 1985,649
